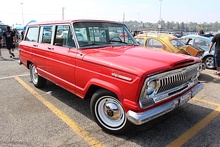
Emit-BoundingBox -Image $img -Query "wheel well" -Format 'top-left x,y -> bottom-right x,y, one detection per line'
84,85 -> 101,100
84,85 -> 117,100
203,55 -> 213,61
27,61 -> 32,69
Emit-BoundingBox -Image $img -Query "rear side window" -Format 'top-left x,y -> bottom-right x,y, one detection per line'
41,26 -> 53,44
146,38 -> 162,48
25,27 -> 39,42
194,38 -> 209,47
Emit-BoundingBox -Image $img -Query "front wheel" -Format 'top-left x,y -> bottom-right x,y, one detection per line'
29,64 -> 46,88
90,89 -> 131,134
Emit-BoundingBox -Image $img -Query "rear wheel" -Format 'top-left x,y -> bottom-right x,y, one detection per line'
90,89 -> 131,134
204,56 -> 214,69
29,64 -> 46,88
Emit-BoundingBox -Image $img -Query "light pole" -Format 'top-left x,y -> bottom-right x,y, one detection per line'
20,3 -> 24,24
62,7 -> 65,20
137,13 -> 139,30
159,0 -> 162,21
123,13 -> 125,23
158,0 -> 162,34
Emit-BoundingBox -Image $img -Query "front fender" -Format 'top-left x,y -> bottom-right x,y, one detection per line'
85,78 -> 124,101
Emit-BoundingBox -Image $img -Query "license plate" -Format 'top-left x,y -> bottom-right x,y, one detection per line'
179,92 -> 191,106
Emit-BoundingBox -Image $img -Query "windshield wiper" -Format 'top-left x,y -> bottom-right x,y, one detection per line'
80,42 -> 103,47
80,42 -> 112,48
108,40 -> 129,44
108,40 -> 138,46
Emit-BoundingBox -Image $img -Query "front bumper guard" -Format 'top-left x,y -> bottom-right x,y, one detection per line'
127,82 -> 203,125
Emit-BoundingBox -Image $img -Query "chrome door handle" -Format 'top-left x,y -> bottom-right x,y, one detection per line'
48,47 -> 54,50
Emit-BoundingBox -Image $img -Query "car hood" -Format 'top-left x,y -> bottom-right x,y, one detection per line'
80,46 -> 200,77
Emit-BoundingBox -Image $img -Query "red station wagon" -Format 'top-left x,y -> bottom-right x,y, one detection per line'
19,19 -> 203,134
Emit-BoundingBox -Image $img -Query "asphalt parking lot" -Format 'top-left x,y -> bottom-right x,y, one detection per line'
0,48 -> 220,147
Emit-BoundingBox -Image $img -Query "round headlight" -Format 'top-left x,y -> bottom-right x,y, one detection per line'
147,80 -> 157,95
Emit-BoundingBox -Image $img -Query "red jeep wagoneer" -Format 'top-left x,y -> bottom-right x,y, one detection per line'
19,20 -> 203,134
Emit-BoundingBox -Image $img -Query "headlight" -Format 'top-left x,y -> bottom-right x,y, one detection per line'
139,79 -> 157,108
195,63 -> 203,78
190,63 -> 202,81
147,80 -> 157,95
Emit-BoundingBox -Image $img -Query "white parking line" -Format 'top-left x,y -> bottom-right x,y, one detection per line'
0,74 -> 29,80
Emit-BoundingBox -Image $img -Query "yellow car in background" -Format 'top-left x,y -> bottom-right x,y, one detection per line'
135,34 -> 203,56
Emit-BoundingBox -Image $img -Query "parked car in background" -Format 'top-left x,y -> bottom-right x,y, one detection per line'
135,34 -> 204,56
168,31 -> 183,38
181,34 -> 215,69
0,23 -> 7,46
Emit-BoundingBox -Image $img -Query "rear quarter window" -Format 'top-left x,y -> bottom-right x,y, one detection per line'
194,38 -> 209,47
146,38 -> 162,48
25,27 -> 39,42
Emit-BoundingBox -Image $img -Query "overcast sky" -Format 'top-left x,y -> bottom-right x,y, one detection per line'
0,0 -> 220,26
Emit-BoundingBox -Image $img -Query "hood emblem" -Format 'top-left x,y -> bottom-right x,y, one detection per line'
112,73 -> 132,81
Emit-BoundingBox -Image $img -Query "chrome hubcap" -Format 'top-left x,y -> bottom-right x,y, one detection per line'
104,102 -> 121,120
32,65 -> 38,84
205,57 -> 214,68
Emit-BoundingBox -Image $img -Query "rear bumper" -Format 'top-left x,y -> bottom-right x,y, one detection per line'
127,82 -> 203,125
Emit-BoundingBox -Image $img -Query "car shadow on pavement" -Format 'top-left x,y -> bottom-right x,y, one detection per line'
0,57 -> 19,61
37,80 -> 92,119
199,73 -> 220,84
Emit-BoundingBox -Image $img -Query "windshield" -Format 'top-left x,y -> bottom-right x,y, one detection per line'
73,22 -> 139,48
170,39 -> 186,48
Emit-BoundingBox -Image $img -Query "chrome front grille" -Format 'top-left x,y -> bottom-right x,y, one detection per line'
139,63 -> 202,108
157,67 -> 197,94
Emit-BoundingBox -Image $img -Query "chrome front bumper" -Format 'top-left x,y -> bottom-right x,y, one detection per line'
127,83 -> 203,125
